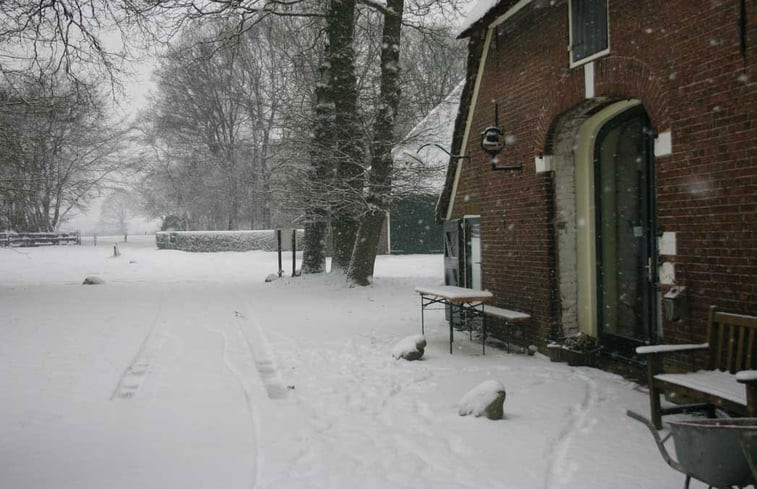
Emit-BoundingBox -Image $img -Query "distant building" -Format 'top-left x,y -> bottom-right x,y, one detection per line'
437,0 -> 756,368
390,83 -> 463,254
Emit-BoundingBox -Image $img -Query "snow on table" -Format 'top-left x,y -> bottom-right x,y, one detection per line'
414,285 -> 493,303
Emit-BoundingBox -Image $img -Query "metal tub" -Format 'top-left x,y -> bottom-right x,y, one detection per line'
668,418 -> 756,488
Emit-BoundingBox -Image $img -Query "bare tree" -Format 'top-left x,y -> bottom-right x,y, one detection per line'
149,26 -> 251,230
0,76 -> 135,232
98,188 -> 134,235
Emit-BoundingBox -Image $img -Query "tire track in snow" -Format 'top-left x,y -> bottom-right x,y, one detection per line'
233,308 -> 289,400
205,291 -> 290,489
110,297 -> 167,400
543,369 -> 598,489
205,315 -> 265,489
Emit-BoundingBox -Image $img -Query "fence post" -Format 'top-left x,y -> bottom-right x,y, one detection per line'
277,229 -> 283,277
292,229 -> 297,277
94,234 -> 97,246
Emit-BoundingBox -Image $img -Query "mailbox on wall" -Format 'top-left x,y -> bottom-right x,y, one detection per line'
663,286 -> 687,322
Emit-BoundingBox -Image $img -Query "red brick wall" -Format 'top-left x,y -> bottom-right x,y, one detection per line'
451,0 -> 757,349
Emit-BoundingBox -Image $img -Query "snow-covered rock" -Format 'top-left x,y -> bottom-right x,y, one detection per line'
392,335 -> 427,361
265,273 -> 279,283
458,380 -> 506,420
82,276 -> 105,285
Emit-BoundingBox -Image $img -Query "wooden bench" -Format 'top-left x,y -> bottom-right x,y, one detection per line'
636,306 -> 757,429
484,306 -> 531,353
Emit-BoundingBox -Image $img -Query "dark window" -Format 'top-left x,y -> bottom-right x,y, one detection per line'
571,0 -> 609,64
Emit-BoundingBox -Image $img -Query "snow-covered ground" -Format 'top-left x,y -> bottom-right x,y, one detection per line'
0,237 -> 699,488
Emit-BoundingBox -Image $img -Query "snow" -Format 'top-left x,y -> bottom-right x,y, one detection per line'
636,343 -> 709,354
655,370 -> 747,406
458,0 -> 503,35
392,335 -> 427,359
415,284 -> 493,301
736,370 -> 757,382
457,379 -> 506,417
392,81 -> 463,192
0,236 -> 705,488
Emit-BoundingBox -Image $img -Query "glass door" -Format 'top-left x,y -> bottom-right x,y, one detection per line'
594,107 -> 657,353
464,217 -> 482,290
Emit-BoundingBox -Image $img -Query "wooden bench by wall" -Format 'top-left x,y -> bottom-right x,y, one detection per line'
484,306 -> 531,353
637,306 -> 757,429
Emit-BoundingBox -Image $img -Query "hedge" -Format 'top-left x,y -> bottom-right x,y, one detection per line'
155,230 -> 305,252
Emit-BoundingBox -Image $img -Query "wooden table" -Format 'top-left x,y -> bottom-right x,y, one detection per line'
415,285 -> 494,354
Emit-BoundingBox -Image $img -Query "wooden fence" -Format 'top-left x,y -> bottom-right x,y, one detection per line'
0,232 -> 81,247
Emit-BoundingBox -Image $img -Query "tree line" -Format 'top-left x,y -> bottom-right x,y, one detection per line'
0,0 -> 466,285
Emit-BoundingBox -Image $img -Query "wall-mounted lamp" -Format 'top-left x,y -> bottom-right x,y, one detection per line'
481,103 -> 522,171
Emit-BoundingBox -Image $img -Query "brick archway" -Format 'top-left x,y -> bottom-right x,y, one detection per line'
534,55 -> 670,153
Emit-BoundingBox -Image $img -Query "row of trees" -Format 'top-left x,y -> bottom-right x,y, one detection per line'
0,77 -> 135,232
1,0 -> 465,285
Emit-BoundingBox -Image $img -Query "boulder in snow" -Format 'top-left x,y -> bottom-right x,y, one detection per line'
392,335 -> 427,361
458,380 -> 506,420
82,276 -> 105,285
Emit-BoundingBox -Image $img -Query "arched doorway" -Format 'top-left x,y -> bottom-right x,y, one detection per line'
552,100 -> 658,356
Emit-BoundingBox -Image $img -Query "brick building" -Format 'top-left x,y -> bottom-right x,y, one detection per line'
437,0 -> 756,369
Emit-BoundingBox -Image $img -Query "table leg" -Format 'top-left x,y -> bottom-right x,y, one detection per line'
420,296 -> 425,335
449,310 -> 454,354
482,304 -> 486,355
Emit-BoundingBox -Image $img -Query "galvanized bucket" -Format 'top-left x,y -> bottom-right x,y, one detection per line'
668,418 -> 757,487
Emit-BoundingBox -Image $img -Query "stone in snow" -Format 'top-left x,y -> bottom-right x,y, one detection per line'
392,335 -> 427,361
458,380 -> 506,420
82,276 -> 105,285
265,273 -> 279,283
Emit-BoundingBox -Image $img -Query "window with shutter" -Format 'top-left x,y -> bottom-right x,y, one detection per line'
570,0 -> 609,66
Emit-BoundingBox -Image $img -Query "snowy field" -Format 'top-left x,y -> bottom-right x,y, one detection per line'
1,236 -> 698,488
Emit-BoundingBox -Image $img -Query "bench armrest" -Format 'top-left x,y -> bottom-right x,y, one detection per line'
636,343 -> 709,355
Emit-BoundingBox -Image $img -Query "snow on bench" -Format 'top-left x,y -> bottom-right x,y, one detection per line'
484,306 -> 530,322
636,343 -> 709,355
736,370 -> 757,382
655,370 -> 747,406
483,306 -> 531,353
636,306 -> 757,428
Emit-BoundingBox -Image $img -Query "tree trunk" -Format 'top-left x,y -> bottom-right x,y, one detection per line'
347,0 -> 404,286
302,220 -> 327,274
303,0 -> 361,274
328,0 -> 363,273
302,4 -> 338,274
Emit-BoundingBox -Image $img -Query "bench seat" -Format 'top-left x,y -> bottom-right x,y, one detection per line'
655,370 -> 746,406
483,306 -> 531,353
484,306 -> 530,322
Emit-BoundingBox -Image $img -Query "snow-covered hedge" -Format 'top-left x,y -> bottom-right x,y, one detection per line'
156,230 -> 304,252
